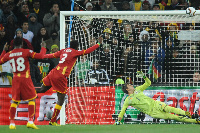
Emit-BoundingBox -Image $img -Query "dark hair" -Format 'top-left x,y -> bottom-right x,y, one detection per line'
70,40 -> 79,50
122,83 -> 128,94
14,37 -> 23,47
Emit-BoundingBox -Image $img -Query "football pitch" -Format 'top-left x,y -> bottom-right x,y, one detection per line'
0,124 -> 200,133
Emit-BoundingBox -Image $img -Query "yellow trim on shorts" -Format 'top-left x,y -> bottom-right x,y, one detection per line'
28,101 -> 35,105
53,89 -> 67,94
10,103 -> 18,108
55,104 -> 62,110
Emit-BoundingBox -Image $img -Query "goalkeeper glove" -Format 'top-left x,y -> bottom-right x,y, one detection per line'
97,42 -> 101,46
114,121 -> 122,125
136,71 -> 146,79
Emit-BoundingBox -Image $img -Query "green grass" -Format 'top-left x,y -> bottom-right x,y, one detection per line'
0,124 -> 200,133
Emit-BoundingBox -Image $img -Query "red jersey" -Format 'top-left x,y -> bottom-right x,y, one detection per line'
0,47 -> 46,78
44,44 -> 99,77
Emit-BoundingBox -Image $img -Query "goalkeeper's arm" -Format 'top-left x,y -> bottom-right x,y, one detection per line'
136,71 -> 151,91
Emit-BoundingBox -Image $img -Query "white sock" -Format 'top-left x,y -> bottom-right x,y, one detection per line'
28,121 -> 33,124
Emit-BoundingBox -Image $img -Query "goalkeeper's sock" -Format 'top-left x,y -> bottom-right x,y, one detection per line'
9,103 -> 17,124
50,104 -> 62,122
164,105 -> 185,115
28,101 -> 35,121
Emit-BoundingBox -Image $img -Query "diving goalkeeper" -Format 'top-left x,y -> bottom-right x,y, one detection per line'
115,71 -> 200,125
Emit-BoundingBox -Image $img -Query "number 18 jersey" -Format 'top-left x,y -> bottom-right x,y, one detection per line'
0,47 -> 46,78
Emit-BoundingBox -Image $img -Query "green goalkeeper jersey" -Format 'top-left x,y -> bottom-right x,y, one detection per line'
118,78 -> 154,118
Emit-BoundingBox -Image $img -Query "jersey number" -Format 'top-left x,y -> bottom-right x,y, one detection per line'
59,54 -> 68,63
10,57 -> 25,72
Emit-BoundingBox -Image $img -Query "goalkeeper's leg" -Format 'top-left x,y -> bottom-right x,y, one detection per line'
151,111 -> 197,124
165,113 -> 197,123
155,101 -> 190,117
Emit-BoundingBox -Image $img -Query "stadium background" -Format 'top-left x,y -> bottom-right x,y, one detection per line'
0,0 -> 200,127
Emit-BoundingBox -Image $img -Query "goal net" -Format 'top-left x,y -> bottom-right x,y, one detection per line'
60,11 -> 200,125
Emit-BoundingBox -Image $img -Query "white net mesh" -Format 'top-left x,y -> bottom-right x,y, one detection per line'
60,11 -> 200,124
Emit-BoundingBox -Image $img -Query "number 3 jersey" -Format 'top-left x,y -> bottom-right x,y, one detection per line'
0,47 -> 46,78
44,44 -> 100,77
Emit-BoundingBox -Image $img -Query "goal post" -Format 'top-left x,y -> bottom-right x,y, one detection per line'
59,10 -> 200,125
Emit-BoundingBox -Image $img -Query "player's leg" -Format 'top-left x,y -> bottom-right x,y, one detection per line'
26,99 -> 39,129
49,92 -> 65,126
164,105 -> 191,118
36,74 -> 52,93
35,84 -> 51,93
9,101 -> 19,129
155,101 -> 189,117
164,113 -> 197,123
151,110 -> 197,124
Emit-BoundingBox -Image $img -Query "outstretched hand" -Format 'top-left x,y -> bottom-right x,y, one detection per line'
3,42 -> 8,51
114,121 -> 122,125
136,71 -> 144,78
41,38 -> 46,48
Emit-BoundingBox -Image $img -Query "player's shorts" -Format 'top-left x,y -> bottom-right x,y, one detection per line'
12,77 -> 37,102
150,101 -> 169,119
43,69 -> 68,94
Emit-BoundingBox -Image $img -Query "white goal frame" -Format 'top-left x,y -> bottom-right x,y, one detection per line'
59,10 -> 200,125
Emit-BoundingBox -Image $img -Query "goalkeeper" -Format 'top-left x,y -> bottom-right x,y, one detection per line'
115,71 -> 200,125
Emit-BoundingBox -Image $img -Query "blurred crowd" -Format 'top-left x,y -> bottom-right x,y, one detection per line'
0,0 -> 200,86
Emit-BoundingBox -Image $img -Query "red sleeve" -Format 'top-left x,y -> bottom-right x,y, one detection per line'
0,52 -> 9,65
76,44 -> 100,56
0,50 -> 6,59
9,40 -> 14,51
44,50 -> 62,58
29,47 -> 46,59
24,39 -> 34,50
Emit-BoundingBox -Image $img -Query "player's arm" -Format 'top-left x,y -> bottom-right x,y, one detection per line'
115,100 -> 129,125
30,42 -> 46,59
44,50 -> 62,58
136,71 -> 151,91
0,43 -> 9,65
77,43 -> 100,56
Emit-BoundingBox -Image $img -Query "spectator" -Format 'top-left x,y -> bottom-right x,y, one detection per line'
165,22 -> 180,47
85,60 -> 110,84
120,1 -> 131,11
20,21 -> 34,43
0,24 -> 9,53
75,55 -> 92,85
142,0 -> 151,10
28,13 -> 43,36
126,42 -> 143,84
45,30 -> 60,53
43,2 -> 60,37
158,0 -> 169,10
50,44 -> 60,66
86,2 -> 93,11
9,28 -> 34,51
152,4 -> 160,10
0,2 -> 17,26
32,27 -> 49,53
4,14 -> 18,43
12,1 -> 28,26
29,0 -> 45,25
165,0 -> 183,10
100,0 -> 118,11
129,0 -> 142,11
29,61 -> 42,86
